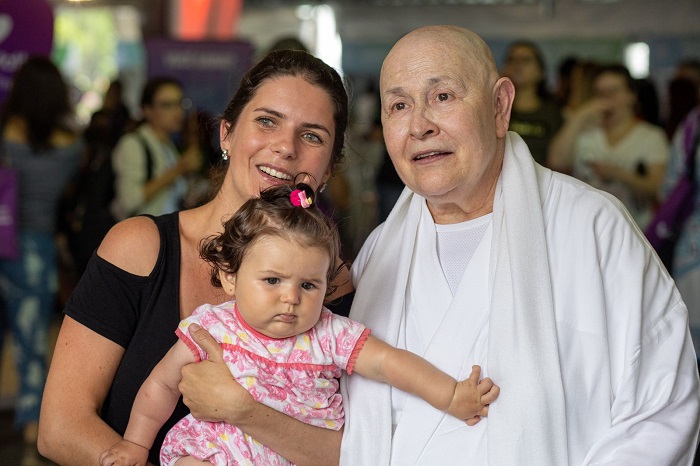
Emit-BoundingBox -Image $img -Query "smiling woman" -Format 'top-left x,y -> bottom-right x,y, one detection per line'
38,49 -> 352,466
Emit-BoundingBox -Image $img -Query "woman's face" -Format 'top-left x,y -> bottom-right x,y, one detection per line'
593,72 -> 636,126
502,45 -> 543,90
220,76 -> 336,206
143,84 -> 185,135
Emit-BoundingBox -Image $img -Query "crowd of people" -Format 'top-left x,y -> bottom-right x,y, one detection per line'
0,23 -> 698,466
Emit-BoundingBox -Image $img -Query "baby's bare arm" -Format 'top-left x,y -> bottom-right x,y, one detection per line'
100,340 -> 195,466
353,336 -> 499,422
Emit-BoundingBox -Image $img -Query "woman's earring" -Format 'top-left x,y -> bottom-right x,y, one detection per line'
319,183 -> 327,193
221,149 -> 229,161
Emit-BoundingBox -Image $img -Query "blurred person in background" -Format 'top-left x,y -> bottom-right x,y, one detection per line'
501,40 -> 563,166
86,80 -> 134,150
676,58 -> 700,92
110,76 -> 202,222
553,55 -> 577,108
341,80 -> 385,258
548,64 -> 669,230
0,56 -> 83,466
60,79 -> 135,279
635,77 -> 661,126
665,59 -> 700,139
561,59 -> 599,120
659,106 -> 700,366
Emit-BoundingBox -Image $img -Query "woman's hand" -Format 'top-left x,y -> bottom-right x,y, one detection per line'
572,98 -> 606,130
179,323 -> 255,424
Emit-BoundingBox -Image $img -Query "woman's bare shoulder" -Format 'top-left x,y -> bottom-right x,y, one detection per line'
97,216 -> 161,276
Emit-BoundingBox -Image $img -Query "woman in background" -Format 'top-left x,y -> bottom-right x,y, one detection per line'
110,76 -> 202,221
548,64 -> 669,230
0,56 -> 82,466
501,40 -> 563,166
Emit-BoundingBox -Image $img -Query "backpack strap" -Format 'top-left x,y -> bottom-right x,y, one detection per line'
133,132 -> 154,182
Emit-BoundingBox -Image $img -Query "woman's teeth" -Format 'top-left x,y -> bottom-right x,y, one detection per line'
259,166 -> 292,180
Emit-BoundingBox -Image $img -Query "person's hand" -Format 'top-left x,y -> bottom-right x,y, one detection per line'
447,365 -> 500,426
588,160 -> 623,183
98,439 -> 149,466
573,98 -> 606,130
179,323 -> 256,424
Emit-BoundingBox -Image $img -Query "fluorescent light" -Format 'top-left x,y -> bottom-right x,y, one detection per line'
625,42 -> 650,79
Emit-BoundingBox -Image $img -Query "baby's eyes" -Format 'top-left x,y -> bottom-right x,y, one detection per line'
263,278 -> 319,290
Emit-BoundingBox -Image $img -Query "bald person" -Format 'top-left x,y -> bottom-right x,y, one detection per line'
340,25 -> 700,465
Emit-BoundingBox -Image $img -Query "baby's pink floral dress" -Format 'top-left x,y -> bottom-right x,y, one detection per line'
160,301 -> 369,466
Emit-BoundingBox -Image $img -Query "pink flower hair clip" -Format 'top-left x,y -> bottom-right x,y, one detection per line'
290,184 -> 315,209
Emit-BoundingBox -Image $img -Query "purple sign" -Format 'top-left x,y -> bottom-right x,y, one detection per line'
0,0 -> 54,102
145,38 -> 254,115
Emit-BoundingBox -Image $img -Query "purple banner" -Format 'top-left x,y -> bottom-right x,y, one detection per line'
0,0 -> 54,103
145,38 -> 254,115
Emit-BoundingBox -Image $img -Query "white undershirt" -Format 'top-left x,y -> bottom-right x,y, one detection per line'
436,213 -> 493,295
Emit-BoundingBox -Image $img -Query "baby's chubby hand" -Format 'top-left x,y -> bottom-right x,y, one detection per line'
99,439 -> 149,466
447,365 -> 500,426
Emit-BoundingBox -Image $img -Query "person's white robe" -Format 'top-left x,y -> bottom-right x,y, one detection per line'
340,132 -> 700,465
390,206 -> 492,464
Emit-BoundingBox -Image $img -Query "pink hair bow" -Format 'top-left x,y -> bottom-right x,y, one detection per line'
291,187 -> 314,208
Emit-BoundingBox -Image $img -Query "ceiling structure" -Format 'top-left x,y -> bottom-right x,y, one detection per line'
48,0 -> 700,45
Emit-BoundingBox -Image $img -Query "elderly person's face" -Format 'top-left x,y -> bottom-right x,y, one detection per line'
380,27 -> 513,220
220,75 -> 335,207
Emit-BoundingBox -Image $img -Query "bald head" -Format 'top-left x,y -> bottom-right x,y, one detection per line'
376,25 -> 515,219
382,26 -> 499,91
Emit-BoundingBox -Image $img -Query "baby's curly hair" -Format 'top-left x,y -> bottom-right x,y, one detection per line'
200,184 -> 343,297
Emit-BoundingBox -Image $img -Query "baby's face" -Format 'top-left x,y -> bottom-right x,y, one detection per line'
229,236 -> 329,339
